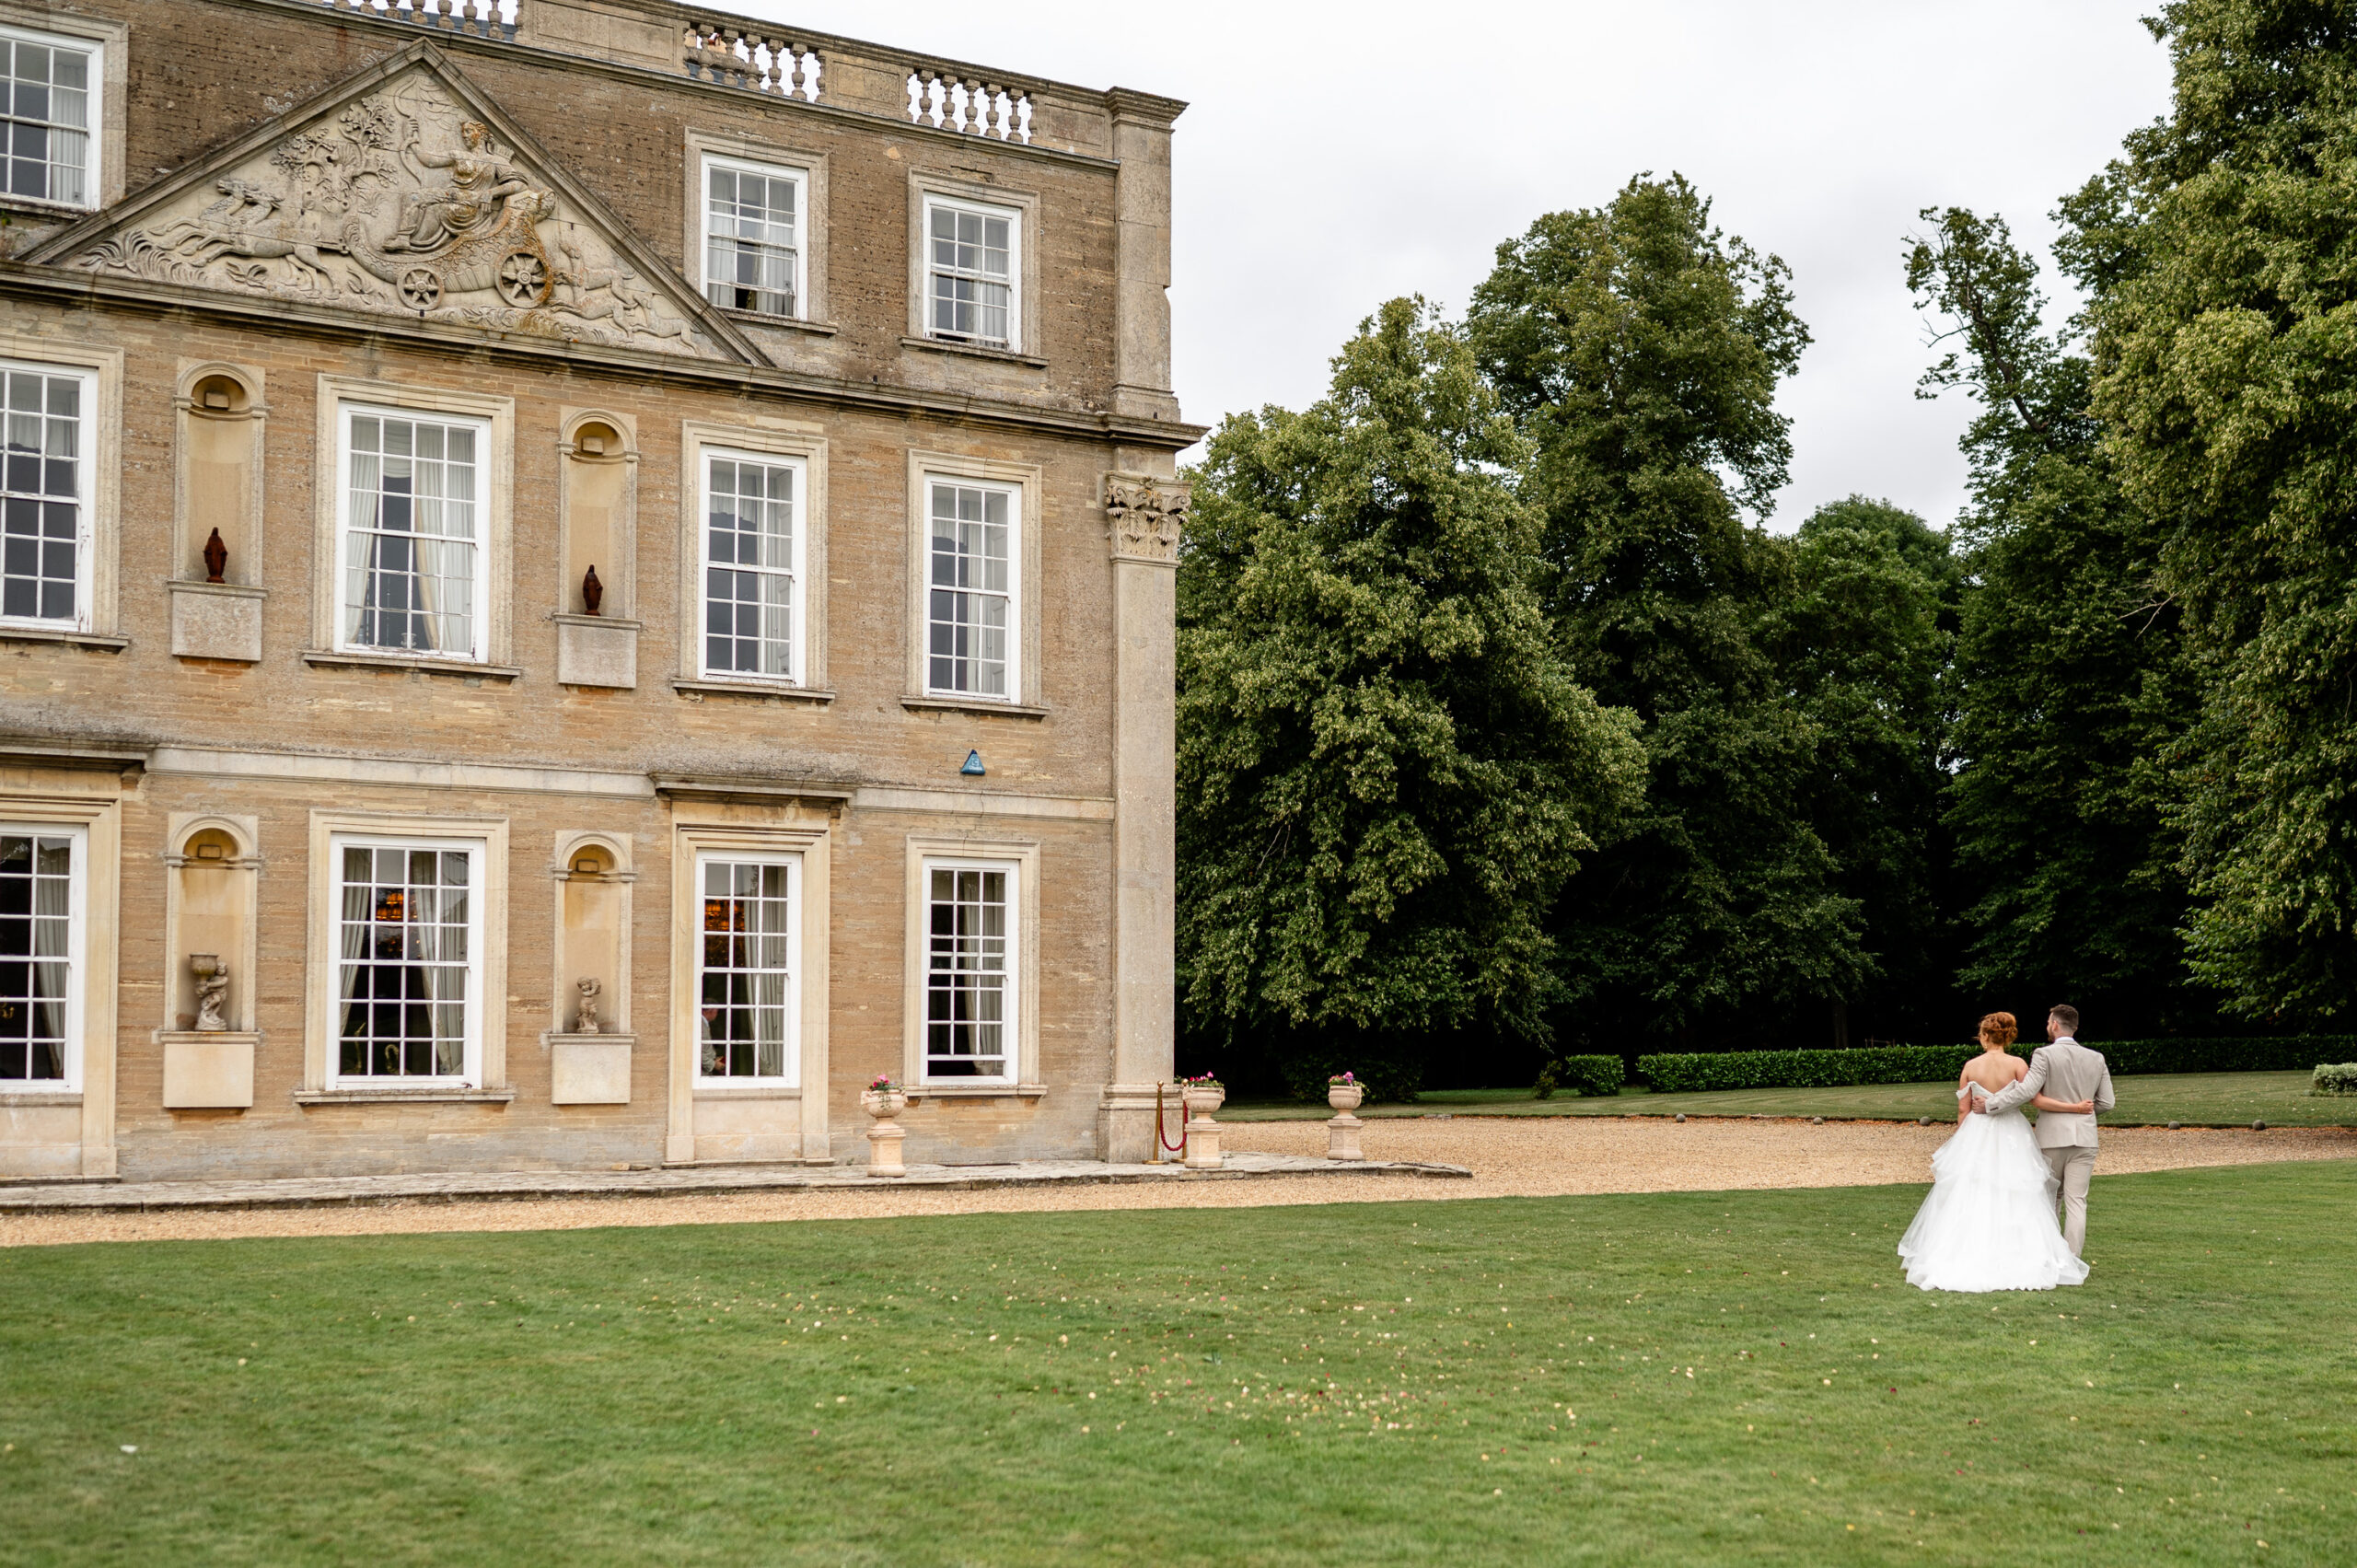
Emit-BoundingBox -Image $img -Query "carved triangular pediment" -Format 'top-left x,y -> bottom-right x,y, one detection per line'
31,43 -> 758,364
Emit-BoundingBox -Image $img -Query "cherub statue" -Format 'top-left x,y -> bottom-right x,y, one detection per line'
192,954 -> 230,1032
574,975 -> 601,1036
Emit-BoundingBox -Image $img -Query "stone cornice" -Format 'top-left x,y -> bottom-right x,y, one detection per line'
0,262 -> 1208,451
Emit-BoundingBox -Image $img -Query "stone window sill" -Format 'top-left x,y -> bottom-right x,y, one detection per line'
672,678 -> 836,704
901,693 -> 1050,720
0,1089 -> 81,1107
0,624 -> 128,651
0,194 -> 96,222
552,613 -> 641,631
691,1084 -> 804,1100
900,335 -> 1049,370
293,1087 -> 517,1106
722,308 -> 840,337
169,580 -> 268,599
908,1082 -> 1046,1100
302,649 -> 522,681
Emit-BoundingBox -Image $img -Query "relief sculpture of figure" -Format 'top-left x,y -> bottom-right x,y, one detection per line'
386,119 -> 528,254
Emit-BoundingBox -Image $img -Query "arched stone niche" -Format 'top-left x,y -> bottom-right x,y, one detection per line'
546,830 -> 634,1105
168,364 -> 268,664
553,410 -> 640,689
158,814 -> 261,1109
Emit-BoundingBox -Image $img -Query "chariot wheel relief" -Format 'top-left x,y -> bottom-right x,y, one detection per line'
398,268 -> 443,310
496,250 -> 550,307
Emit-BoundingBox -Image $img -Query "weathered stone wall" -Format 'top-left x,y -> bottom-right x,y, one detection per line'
0,0 -> 1188,1180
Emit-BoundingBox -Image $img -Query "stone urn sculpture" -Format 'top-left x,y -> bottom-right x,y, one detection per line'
1180,1078 -> 1225,1170
1326,1074 -> 1365,1162
862,1077 -> 909,1178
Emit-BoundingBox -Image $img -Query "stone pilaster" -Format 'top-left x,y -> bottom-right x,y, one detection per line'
1100,471 -> 1186,1161
1105,90 -> 1187,426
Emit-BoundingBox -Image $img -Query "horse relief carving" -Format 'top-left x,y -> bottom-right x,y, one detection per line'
74,69 -> 714,357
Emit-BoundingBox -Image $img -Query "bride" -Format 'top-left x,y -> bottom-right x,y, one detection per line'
1897,1012 -> 2093,1292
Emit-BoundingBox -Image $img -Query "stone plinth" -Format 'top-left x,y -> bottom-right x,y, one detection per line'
168,581 -> 264,662
550,1034 -> 633,1104
161,1031 -> 256,1108
553,615 -> 639,688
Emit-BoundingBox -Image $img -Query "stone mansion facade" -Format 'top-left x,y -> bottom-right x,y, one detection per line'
0,0 -> 1194,1180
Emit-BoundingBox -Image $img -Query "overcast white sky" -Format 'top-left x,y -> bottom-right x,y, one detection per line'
749,1 -> 2173,533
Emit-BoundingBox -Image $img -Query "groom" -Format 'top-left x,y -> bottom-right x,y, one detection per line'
1980,1005 -> 2115,1256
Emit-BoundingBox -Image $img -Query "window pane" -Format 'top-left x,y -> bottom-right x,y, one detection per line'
0,831 -> 72,1081
704,163 -> 799,316
702,456 -> 797,679
698,858 -> 793,1079
343,411 -> 480,656
925,482 -> 1013,696
0,366 -> 79,625
925,864 -> 1011,1078
336,841 -> 471,1079
0,37 -> 89,205
924,202 -> 1016,347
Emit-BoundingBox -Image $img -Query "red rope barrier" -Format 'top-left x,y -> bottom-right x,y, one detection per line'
1155,1081 -> 1188,1156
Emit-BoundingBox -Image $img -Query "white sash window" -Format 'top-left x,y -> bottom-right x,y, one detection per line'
0,29 -> 94,208
703,156 -> 804,318
925,477 -> 1016,699
0,361 -> 89,630
0,827 -> 80,1087
702,451 -> 802,680
337,407 -> 485,660
924,196 -> 1018,350
696,854 -> 798,1084
923,859 -> 1014,1082
331,838 -> 482,1085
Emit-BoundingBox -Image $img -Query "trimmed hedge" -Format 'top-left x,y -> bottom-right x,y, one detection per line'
1635,1036 -> 2357,1094
1637,1045 -> 2003,1094
2315,1063 -> 2357,1097
1536,1055 -> 1624,1098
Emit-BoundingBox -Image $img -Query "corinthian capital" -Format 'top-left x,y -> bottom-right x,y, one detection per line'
1104,472 -> 1189,563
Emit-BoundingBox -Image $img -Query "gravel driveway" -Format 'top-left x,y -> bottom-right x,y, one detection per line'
5,1117 -> 2349,1249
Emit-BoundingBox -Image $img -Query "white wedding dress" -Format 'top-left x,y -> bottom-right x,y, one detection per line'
1897,1081 -> 2091,1293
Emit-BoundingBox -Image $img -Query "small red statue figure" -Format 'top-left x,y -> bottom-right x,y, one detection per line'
202,528 -> 227,585
581,563 -> 604,615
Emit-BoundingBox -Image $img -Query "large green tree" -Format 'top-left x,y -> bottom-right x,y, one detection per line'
1466,175 -> 1866,1046
2074,0 -> 2357,1023
1908,207 -> 2200,1033
1175,299 -> 1642,1077
1759,496 -> 1957,1042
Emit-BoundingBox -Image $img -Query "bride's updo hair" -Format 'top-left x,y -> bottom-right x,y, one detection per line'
1978,1012 -> 2018,1048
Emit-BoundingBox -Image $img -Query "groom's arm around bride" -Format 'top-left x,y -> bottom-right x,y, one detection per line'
1981,1005 -> 2114,1257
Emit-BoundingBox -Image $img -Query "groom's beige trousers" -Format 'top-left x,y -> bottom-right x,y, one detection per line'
2043,1145 -> 2096,1256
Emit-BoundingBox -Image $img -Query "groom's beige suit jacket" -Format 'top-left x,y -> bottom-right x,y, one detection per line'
1985,1039 -> 2116,1148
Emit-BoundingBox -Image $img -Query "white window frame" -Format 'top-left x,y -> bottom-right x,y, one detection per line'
0,820 -> 84,1093
0,22 -> 101,212
900,837 -> 1041,1096
324,832 -> 486,1091
700,152 -> 807,320
922,473 -> 1022,703
331,401 -> 493,664
918,855 -> 1018,1085
691,849 -> 802,1089
920,192 -> 1022,352
698,447 -> 806,683
0,356 -> 94,633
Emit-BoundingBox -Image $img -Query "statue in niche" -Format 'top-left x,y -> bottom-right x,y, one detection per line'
581,564 -> 603,616
574,975 -> 602,1036
191,954 -> 230,1032
203,528 -> 227,584
386,119 -> 528,253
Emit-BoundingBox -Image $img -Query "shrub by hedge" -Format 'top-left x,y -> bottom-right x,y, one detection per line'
2315,1063 -> 2357,1097
1635,1036 -> 2357,1094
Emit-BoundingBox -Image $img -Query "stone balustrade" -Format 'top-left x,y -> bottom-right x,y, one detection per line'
314,0 -> 520,43
678,16 -> 1036,144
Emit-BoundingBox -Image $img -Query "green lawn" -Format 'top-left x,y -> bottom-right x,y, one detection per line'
1222,1071 -> 2357,1127
5,1165 -> 2353,1564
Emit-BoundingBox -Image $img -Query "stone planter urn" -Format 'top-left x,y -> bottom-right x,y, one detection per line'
1181,1081 -> 1225,1170
1326,1079 -> 1365,1162
862,1084 -> 908,1178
